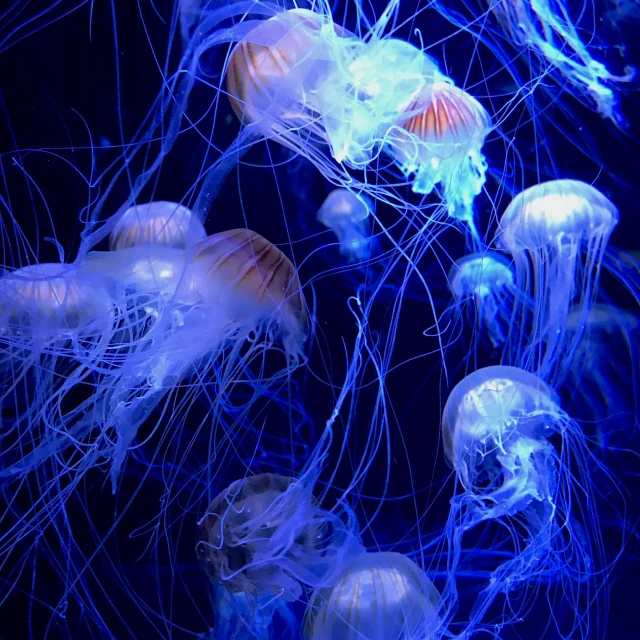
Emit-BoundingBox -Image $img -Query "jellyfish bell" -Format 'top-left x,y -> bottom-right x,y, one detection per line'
497,180 -> 618,253
109,201 -> 206,251
226,8 -> 345,139
304,551 -> 440,640
177,228 -> 309,356
442,366 -> 561,506
388,77 -> 490,231
494,180 -> 619,383
322,37 -> 438,166
317,188 -> 374,262
197,472 -> 363,638
0,262 -> 115,338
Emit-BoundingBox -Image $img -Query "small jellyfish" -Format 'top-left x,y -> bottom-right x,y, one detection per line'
389,77 -> 490,239
317,188 -> 374,262
109,201 -> 206,251
495,179 -> 618,384
441,365 -> 615,636
304,551 -> 440,640
197,473 -> 363,639
448,252 -> 515,346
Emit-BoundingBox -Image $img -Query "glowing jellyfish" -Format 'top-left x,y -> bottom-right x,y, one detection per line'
317,188 -> 375,262
448,251 -> 515,346
441,365 -> 614,636
0,263 -> 116,475
197,473 -> 363,639
496,179 -> 618,383
487,0 -> 634,121
388,77 -> 490,238
80,228 -> 309,488
109,200 -> 206,251
305,551 -> 440,640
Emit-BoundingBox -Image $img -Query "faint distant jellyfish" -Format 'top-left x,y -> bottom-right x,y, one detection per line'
0,263 -> 116,475
562,304 -> 639,431
496,179 -> 618,384
441,365 -> 610,636
488,0 -> 634,121
197,473 -> 363,639
109,201 -> 206,251
449,252 -> 515,346
317,188 -> 374,262
388,77 -> 491,242
305,551 -> 440,640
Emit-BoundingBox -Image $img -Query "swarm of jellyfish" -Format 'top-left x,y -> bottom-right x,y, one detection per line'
1,0 -> 639,639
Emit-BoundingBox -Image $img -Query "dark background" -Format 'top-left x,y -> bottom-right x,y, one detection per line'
1,1 -> 639,638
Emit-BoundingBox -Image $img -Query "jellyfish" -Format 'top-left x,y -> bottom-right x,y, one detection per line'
0,262 -> 118,476
109,200 -> 206,251
440,365 -> 617,637
316,188 -> 376,262
304,551 -> 440,640
486,0 -> 634,121
448,251 -> 517,347
77,228 -> 309,489
387,76 -> 490,241
495,179 -> 618,385
197,472 -> 363,639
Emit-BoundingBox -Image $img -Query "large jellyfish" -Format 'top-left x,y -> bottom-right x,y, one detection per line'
448,251 -> 517,347
197,472 -> 363,639
486,0 -> 634,121
495,179 -> 618,385
316,188 -> 376,262
440,365 -> 618,637
304,551 -> 440,640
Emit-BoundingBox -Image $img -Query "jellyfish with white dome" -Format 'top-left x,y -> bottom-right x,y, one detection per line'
439,365 -> 620,637
197,472 -> 363,639
304,551 -> 440,640
495,179 -> 618,385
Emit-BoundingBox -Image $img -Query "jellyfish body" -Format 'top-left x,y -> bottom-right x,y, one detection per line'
488,0 -> 634,121
496,179 -> 618,384
197,473 -> 363,638
448,252 -> 515,346
441,365 -> 610,636
109,200 -> 206,251
304,551 -> 440,640
0,263 -> 117,475
389,78 -> 490,233
317,188 -> 375,262
78,228 -> 309,489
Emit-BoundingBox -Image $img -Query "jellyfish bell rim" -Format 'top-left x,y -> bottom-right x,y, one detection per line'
441,365 -> 561,469
496,179 -> 619,253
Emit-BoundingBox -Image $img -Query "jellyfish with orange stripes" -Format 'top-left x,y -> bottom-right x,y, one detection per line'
388,76 -> 491,242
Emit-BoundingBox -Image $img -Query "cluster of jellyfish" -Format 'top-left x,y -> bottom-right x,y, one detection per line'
1,0 -> 638,638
